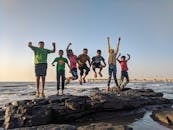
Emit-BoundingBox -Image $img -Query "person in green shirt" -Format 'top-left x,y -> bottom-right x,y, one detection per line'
52,50 -> 71,95
28,41 -> 56,98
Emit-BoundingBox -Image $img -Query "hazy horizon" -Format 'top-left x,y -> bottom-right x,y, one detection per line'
0,0 -> 173,81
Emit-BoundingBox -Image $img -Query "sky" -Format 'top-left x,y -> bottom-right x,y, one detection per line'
0,0 -> 173,81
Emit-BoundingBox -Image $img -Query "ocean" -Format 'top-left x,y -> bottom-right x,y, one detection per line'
0,81 -> 173,130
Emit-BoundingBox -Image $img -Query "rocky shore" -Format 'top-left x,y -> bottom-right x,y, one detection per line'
0,88 -> 172,129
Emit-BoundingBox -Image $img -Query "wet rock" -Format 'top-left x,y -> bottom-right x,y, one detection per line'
77,122 -> 133,130
14,124 -> 77,130
2,89 -> 170,129
152,108 -> 173,125
0,108 -> 5,127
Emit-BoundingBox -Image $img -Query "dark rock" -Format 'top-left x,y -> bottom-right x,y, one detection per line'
0,108 -> 5,127
77,122 -> 133,130
151,108 -> 173,125
13,124 -> 77,130
2,89 -> 170,129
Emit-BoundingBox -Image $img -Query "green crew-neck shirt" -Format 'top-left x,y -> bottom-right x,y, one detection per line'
32,47 -> 51,64
52,57 -> 68,72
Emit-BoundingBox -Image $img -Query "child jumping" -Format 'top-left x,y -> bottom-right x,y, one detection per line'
28,41 -> 56,98
117,53 -> 130,90
65,43 -> 78,84
52,50 -> 70,95
91,50 -> 106,78
107,37 -> 121,91
77,48 -> 91,85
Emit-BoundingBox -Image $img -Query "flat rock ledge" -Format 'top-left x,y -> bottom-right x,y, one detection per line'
13,123 -> 133,130
1,88 -> 170,129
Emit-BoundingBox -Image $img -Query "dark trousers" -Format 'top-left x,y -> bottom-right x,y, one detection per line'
78,64 -> 90,76
107,65 -> 119,86
121,71 -> 129,83
57,70 -> 65,90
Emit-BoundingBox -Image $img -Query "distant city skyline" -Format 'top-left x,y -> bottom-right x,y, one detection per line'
0,0 -> 173,81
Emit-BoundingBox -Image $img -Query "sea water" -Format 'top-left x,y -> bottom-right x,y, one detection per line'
0,81 -> 173,130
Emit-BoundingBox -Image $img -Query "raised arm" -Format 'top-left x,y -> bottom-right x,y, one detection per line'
49,42 -> 56,53
103,59 -> 106,67
116,53 -> 121,62
115,37 -> 121,55
88,58 -> 91,67
127,53 -> 131,61
107,37 -> 111,53
66,43 -> 72,56
28,42 -> 36,50
66,43 -> 72,51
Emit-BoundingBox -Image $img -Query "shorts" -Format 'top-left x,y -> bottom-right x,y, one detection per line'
92,63 -> 101,68
35,63 -> 47,77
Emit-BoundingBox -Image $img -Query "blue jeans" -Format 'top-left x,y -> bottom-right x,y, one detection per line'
107,65 -> 119,86
71,68 -> 78,80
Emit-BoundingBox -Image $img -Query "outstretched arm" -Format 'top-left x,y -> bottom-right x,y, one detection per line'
49,42 -> 56,53
116,53 -> 121,62
127,53 -> 131,61
107,37 -> 111,53
103,60 -> 106,67
115,37 -> 121,55
51,59 -> 56,66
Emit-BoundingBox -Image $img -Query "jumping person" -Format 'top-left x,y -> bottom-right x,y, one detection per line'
77,48 -> 91,85
107,37 -> 121,91
117,53 -> 130,90
91,50 -> 106,78
28,41 -> 56,98
52,50 -> 71,95
65,43 -> 78,85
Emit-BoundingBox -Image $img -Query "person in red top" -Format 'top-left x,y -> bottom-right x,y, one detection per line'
117,53 -> 130,90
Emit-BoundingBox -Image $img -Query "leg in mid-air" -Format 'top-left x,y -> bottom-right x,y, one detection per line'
79,66 -> 84,85
92,65 -> 97,78
98,65 -> 103,77
120,71 -> 129,90
83,65 -> 90,83
66,68 -> 78,85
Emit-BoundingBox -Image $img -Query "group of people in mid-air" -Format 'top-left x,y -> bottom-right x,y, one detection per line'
28,37 -> 130,98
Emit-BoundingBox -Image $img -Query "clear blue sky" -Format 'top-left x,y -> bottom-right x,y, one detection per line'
0,0 -> 173,81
